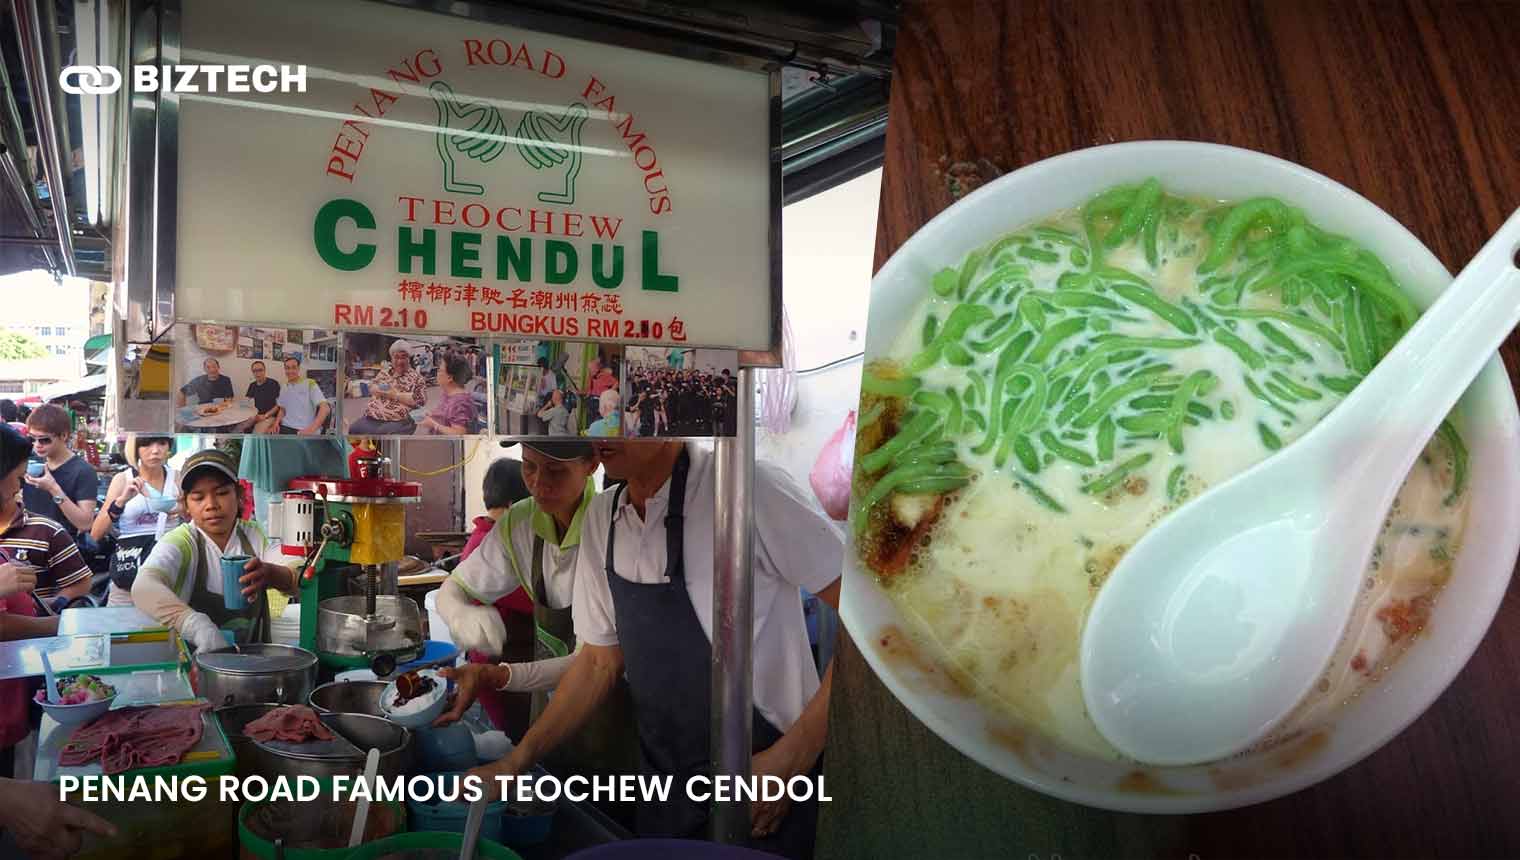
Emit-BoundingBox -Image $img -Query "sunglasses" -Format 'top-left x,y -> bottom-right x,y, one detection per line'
29,435 -> 53,446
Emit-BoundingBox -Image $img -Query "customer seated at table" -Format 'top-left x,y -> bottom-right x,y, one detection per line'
272,355 -> 331,435
0,424 -> 93,777
176,357 -> 235,407
90,434 -> 182,607
242,361 -> 282,434
419,355 -> 477,436
131,449 -> 298,652
350,340 -> 428,436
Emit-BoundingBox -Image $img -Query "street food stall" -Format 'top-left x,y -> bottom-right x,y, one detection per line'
2,0 -> 893,857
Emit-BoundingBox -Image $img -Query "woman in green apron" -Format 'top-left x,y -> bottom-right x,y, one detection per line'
130,449 -> 298,652
437,441 -> 639,778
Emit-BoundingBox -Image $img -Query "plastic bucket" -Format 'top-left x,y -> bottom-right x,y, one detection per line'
564,840 -> 780,860
237,776 -> 405,860
346,832 -> 521,860
406,773 -> 506,843
415,724 -> 478,772
423,590 -> 453,645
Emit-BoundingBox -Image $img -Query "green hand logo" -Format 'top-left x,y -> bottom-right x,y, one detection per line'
429,80 -> 590,204
516,103 -> 590,205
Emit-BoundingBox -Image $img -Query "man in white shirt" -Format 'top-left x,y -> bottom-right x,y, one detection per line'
274,355 -> 331,435
440,440 -> 842,858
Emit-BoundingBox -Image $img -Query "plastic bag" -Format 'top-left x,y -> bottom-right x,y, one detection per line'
809,410 -> 856,521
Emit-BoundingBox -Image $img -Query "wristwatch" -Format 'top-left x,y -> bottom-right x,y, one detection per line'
51,493 -> 66,505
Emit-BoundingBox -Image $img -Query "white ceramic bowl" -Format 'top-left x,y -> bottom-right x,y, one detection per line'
841,141 -> 1520,813
379,668 -> 447,729
35,692 -> 117,727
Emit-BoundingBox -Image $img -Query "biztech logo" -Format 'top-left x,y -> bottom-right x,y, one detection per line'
59,64 -> 307,95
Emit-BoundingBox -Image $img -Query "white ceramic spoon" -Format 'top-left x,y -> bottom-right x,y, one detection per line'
1081,208 -> 1520,766
40,650 -> 59,704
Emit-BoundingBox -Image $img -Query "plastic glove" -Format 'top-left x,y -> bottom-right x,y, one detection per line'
181,612 -> 228,653
436,579 -> 506,656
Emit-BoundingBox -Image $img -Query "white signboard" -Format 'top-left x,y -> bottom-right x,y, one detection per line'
176,0 -> 775,350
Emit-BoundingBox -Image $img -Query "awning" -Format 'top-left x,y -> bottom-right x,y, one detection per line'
83,334 -> 112,354
35,374 -> 106,402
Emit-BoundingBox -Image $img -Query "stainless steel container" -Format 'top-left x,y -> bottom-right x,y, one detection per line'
316,595 -> 424,662
214,702 -> 285,780
194,643 -> 318,707
308,680 -> 387,717
248,712 -> 413,783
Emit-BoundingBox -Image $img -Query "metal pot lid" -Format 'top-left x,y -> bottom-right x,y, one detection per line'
253,729 -> 364,762
196,643 -> 318,674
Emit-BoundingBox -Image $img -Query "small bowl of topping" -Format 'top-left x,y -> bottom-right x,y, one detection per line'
378,669 -> 447,728
34,674 -> 117,726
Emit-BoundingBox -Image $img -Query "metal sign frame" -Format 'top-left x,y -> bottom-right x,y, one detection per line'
124,0 -> 785,368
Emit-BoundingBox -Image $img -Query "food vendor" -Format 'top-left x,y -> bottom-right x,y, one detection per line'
130,449 -> 299,651
437,441 -> 637,774
442,440 -> 843,858
90,434 -> 182,607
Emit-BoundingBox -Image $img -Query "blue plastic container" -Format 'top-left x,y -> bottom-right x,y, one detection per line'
220,554 -> 251,610
397,640 -> 460,673
407,773 -> 506,843
416,723 -> 478,772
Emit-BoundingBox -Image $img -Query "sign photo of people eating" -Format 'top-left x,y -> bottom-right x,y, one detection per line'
622,347 -> 740,438
171,324 -> 340,435
341,334 -> 487,436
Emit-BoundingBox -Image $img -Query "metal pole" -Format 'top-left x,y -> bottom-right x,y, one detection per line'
12,0 -> 78,275
710,367 -> 756,844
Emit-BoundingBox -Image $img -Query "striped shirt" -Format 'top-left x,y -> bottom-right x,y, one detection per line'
0,507 -> 93,600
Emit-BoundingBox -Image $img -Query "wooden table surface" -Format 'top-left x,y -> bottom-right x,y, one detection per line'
817,2 -> 1520,858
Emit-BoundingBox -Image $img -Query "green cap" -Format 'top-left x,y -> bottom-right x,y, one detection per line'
179,448 -> 239,493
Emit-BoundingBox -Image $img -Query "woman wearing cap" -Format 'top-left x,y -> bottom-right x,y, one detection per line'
130,449 -> 299,652
350,341 -> 428,436
90,434 -> 182,607
436,441 -> 638,777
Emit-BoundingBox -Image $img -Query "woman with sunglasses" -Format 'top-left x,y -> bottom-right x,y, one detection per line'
20,404 -> 97,543
90,435 -> 182,607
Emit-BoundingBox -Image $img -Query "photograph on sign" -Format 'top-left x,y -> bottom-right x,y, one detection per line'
113,341 -> 174,433
494,340 -> 622,438
622,347 -> 738,438
342,333 -> 487,437
176,0 -> 777,354
172,324 -> 339,435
